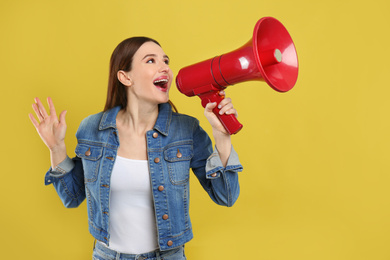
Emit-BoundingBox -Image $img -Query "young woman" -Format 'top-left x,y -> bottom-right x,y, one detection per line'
29,37 -> 243,260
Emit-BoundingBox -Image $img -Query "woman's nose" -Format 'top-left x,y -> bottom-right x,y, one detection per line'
160,62 -> 170,73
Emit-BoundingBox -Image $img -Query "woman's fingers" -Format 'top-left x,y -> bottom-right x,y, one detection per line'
29,112 -> 40,128
58,110 -> 67,126
47,97 -> 58,119
217,97 -> 238,117
35,97 -> 49,118
205,102 -> 217,112
29,97 -> 68,152
32,102 -> 43,122
204,92 -> 238,118
217,97 -> 233,114
32,97 -> 49,122
31,97 -> 61,124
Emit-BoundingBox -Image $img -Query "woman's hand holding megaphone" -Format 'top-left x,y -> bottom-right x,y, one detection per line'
204,90 -> 238,167
204,90 -> 238,135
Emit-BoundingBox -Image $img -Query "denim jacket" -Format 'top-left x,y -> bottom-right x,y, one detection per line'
44,102 -> 243,251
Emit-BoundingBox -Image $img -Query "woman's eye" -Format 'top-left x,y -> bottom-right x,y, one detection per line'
164,59 -> 170,65
146,59 -> 155,64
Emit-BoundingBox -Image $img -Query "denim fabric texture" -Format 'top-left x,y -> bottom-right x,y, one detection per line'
44,102 -> 243,251
93,241 -> 186,260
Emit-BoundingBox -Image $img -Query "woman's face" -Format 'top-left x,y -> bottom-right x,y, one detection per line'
126,41 -> 173,105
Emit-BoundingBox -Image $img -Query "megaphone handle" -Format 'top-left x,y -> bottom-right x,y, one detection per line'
199,91 -> 243,135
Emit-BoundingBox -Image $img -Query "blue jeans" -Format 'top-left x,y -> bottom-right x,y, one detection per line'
92,241 -> 186,260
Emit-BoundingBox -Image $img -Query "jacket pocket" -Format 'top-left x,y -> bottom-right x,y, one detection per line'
164,143 -> 193,185
76,143 -> 103,182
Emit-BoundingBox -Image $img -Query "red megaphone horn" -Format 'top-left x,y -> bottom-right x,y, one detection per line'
176,17 -> 299,134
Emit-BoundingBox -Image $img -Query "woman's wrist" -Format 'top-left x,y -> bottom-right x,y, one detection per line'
49,142 -> 66,153
50,142 -> 67,168
212,129 -> 232,167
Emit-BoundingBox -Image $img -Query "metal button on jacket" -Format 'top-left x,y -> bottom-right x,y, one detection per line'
176,149 -> 182,158
158,185 -> 164,191
153,132 -> 158,138
85,148 -> 91,156
154,157 -> 160,163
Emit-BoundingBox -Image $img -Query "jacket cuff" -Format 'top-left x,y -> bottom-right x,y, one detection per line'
205,146 -> 243,179
45,156 -> 75,185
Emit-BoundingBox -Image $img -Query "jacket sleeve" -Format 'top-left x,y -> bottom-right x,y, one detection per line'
190,120 -> 243,207
44,155 -> 86,208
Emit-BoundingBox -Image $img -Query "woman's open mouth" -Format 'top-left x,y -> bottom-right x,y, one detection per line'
153,78 -> 169,92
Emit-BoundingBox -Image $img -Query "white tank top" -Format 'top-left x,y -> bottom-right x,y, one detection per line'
107,155 -> 158,254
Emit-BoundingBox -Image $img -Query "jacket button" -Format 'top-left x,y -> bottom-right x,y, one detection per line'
167,240 -> 173,247
158,185 -> 164,191
154,158 -> 160,163
211,173 -> 217,177
176,149 -> 182,158
85,148 -> 91,156
153,132 -> 158,138
162,214 -> 169,220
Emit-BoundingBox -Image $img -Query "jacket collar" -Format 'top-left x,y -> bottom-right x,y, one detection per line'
98,103 -> 172,136
99,106 -> 121,131
153,103 -> 172,136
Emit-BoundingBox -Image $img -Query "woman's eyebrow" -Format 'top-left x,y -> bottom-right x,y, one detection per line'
142,54 -> 170,60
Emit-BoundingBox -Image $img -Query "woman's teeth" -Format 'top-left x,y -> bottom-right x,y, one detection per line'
154,79 -> 168,87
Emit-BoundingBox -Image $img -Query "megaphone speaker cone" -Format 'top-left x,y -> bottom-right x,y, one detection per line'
253,17 -> 299,92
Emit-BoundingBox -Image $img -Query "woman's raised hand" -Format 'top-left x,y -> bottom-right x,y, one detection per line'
29,97 -> 68,166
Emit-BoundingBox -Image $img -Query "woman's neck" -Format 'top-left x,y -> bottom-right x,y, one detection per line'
117,101 -> 159,135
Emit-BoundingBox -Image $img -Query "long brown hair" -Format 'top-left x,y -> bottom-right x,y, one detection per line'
104,37 -> 177,112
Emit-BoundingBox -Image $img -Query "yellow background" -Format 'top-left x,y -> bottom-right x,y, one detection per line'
1,0 -> 390,259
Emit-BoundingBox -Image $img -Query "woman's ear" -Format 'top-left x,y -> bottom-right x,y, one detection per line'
117,70 -> 133,86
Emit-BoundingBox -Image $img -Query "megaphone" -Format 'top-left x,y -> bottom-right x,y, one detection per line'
176,17 -> 298,135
